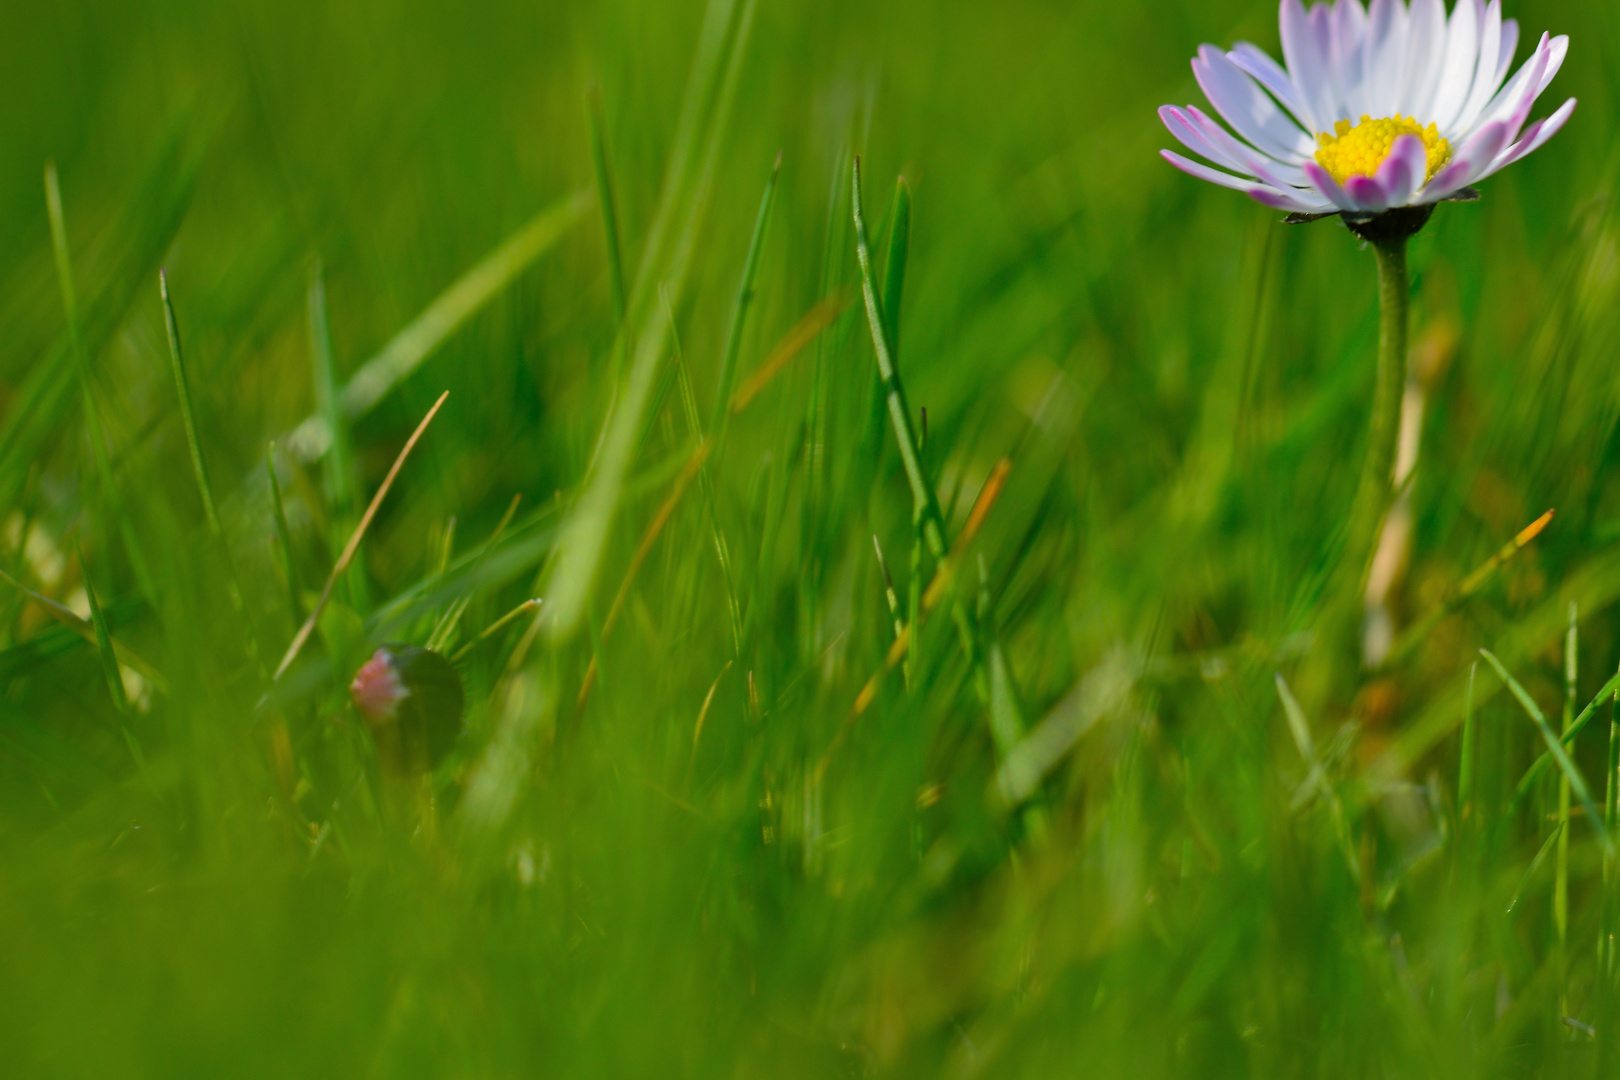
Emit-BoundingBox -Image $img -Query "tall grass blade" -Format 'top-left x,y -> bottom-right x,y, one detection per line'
710,152 -> 781,437
286,190 -> 591,461
1557,604 -> 1576,983
1479,648 -> 1613,857
544,0 -> 758,646
161,271 -> 222,538
586,85 -> 627,328
46,161 -> 155,599
266,444 -> 303,627
79,550 -> 130,718
881,176 -> 910,361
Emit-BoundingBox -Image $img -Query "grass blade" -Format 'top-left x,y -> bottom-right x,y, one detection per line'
1479,648 -> 1613,857
710,153 -> 781,437
881,175 -> 910,361
586,84 -> 627,328
1557,605 -> 1576,979
79,550 -> 130,717
266,443 -> 303,626
160,271 -> 222,538
1459,661 -> 1478,825
285,190 -> 591,462
46,161 -> 155,600
851,157 -> 946,563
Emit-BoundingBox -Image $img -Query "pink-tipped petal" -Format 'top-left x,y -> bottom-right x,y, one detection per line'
1304,160 -> 1359,212
1160,105 -> 1252,176
1248,185 -> 1335,214
1161,149 -> 1265,193
1344,174 -> 1391,212
1375,134 -> 1427,206
1484,97 -> 1577,176
1473,32 -> 1559,137
1423,119 -> 1512,199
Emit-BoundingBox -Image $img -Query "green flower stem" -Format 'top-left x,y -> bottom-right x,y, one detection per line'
1347,238 -> 1410,598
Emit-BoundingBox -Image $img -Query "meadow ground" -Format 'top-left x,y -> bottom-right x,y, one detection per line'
1,0 -> 1619,1075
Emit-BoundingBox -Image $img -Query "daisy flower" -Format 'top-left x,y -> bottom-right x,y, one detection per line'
1159,0 -> 1574,235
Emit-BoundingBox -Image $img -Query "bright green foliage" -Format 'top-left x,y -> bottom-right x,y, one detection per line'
2,1 -> 1620,1076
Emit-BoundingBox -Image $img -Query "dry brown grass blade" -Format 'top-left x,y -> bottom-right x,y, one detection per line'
728,288 -> 852,413
578,437 -> 713,708
273,390 -> 449,681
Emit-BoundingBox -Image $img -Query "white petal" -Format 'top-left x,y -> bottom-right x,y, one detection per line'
1282,0 -> 1338,133
1430,0 -> 1483,134
1186,106 -> 1310,186
1495,19 -> 1520,85
1335,0 -> 1371,117
1400,0 -> 1449,119
1311,3 -> 1349,123
1363,0 -> 1407,117
1193,46 -> 1314,162
1451,1 -> 1505,135
1160,106 -> 1254,176
1230,43 -> 1315,132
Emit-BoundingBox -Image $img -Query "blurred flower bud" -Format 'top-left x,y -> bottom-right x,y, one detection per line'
349,645 -> 465,776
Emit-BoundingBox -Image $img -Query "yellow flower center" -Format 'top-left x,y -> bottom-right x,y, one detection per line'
1314,115 -> 1452,186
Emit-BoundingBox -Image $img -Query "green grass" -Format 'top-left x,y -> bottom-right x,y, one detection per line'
2,0 -> 1620,1074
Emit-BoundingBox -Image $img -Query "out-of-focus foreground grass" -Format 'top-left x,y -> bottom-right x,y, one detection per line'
2,0 -> 1620,1075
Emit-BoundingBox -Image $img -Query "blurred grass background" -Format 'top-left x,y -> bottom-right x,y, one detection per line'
2,0 -> 1620,1075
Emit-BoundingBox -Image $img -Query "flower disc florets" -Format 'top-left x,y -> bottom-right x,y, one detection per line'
1316,115 -> 1451,185
1157,0 -> 1576,226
